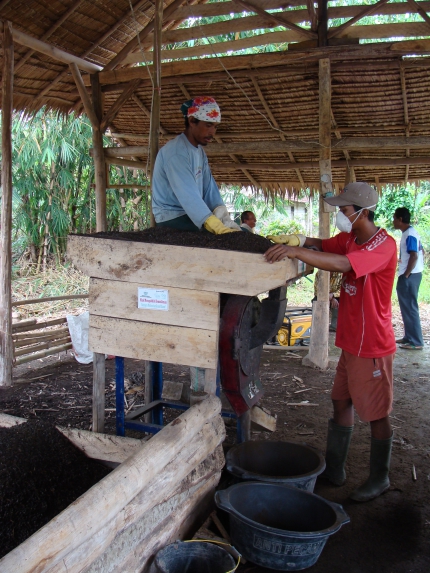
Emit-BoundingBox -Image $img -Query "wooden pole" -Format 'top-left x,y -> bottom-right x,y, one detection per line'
317,0 -> 328,47
90,73 -> 107,432
149,0 -> 163,228
304,57 -> 332,371
0,21 -> 14,387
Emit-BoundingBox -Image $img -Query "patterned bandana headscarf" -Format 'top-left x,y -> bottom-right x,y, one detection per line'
180,96 -> 221,123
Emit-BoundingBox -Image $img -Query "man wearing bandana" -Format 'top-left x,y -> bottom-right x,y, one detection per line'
152,96 -> 239,234
265,183 -> 397,502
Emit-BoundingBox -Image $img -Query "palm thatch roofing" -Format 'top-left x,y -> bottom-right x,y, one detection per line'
2,0 -> 430,194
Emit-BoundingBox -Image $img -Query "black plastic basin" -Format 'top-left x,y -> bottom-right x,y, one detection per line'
226,441 -> 326,492
216,482 -> 349,571
150,541 -> 236,573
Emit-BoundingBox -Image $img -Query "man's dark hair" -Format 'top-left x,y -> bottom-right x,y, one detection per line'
353,204 -> 375,222
241,210 -> 254,223
394,207 -> 411,224
184,116 -> 200,128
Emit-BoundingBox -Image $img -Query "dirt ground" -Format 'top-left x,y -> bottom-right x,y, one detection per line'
0,311 -> 429,572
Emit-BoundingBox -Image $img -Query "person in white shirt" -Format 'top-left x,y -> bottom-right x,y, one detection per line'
240,211 -> 256,233
393,207 -> 424,350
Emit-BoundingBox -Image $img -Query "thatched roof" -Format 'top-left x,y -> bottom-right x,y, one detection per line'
2,0 -> 430,193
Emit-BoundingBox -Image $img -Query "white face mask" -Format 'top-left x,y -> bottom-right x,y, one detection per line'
335,205 -> 376,233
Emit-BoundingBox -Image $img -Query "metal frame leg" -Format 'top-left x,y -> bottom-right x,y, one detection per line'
151,361 -> 163,426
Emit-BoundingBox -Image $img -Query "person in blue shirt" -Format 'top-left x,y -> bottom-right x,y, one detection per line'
152,96 -> 239,234
393,207 -> 425,350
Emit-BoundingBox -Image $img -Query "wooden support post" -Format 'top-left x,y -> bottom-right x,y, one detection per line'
0,21 -> 14,387
303,57 -> 331,371
90,73 -> 107,431
317,0 -> 328,47
149,0 -> 163,228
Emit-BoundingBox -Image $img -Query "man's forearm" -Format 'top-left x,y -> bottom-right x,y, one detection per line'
404,252 -> 418,277
294,248 -> 352,272
304,237 -> 323,251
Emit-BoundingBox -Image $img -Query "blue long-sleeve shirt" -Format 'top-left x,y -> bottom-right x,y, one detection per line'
152,133 -> 224,228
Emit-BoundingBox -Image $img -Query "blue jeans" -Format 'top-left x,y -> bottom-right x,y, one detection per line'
396,273 -> 423,346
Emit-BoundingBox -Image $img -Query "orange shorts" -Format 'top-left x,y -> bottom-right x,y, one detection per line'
332,350 -> 394,422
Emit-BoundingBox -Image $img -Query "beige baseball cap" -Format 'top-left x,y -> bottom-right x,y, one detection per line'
324,182 -> 379,212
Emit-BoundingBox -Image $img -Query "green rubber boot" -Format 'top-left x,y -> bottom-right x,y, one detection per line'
349,433 -> 393,502
320,419 -> 354,486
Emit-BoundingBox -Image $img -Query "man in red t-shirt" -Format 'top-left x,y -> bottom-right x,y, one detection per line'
265,182 -> 397,502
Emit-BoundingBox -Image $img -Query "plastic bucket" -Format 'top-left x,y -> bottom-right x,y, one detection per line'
150,540 -> 237,573
226,441 -> 326,492
215,482 -> 349,571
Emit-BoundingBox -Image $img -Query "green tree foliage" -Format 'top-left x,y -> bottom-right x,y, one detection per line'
8,110 -> 150,270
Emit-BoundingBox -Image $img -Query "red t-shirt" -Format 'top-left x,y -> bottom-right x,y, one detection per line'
322,228 -> 397,358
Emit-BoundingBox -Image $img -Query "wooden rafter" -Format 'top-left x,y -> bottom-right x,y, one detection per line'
251,77 -> 305,188
14,0 -> 84,73
69,63 -> 99,128
104,0 -> 186,71
0,21 -> 101,73
406,0 -> 430,29
328,0 -> 392,40
307,0 -> 318,32
0,0 -> 12,10
35,0 -> 150,99
211,157 -> 430,170
100,79 -> 142,133
132,95 -> 169,135
231,0 -> 316,40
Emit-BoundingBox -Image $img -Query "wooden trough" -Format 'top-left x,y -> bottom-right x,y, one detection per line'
67,235 -> 310,371
0,396 -> 225,573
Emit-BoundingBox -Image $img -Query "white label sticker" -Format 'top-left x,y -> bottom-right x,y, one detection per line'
138,287 -> 169,311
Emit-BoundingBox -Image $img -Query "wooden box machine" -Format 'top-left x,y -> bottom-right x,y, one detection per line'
67,235 -> 312,415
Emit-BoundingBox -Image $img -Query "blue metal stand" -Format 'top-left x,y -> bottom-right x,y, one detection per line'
115,358 -> 242,440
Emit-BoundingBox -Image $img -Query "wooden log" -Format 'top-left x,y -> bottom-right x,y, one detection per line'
89,277 -> 220,331
12,316 -> 67,332
0,21 -> 14,387
14,336 -> 71,357
14,342 -> 73,366
0,22 -> 101,73
89,315 -> 219,369
50,450 -> 224,573
91,73 -> 107,233
12,293 -> 88,306
67,235 -> 306,297
0,397 -> 223,573
11,317 -> 37,329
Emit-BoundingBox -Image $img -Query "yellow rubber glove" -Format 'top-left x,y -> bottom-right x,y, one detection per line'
267,234 -> 305,246
204,215 -> 239,235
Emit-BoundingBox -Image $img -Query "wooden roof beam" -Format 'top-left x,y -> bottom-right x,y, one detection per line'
328,0 -> 392,40
100,79 -> 142,133
14,0 -> 84,73
232,0 -> 316,40
212,157 -> 430,170
0,20 -> 101,73
104,0 -> 187,71
406,0 -> 430,30
35,0 -> 150,99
